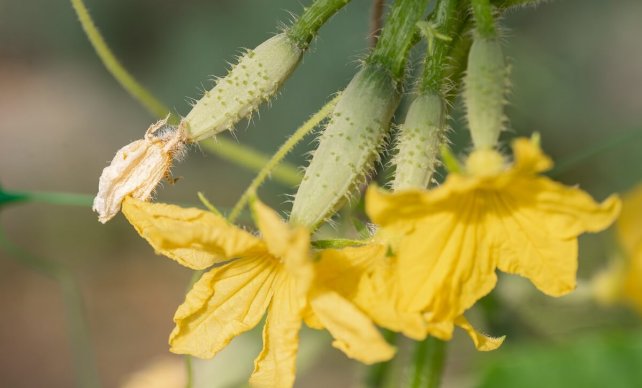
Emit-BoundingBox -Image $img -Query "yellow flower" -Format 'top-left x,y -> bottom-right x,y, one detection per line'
122,196 -> 394,387
618,185 -> 642,313
621,244 -> 642,313
365,137 -> 620,336
122,357 -> 186,388
617,184 -> 642,254
593,184 -> 642,313
315,243 -> 504,351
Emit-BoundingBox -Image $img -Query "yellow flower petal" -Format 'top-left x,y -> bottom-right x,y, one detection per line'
301,305 -> 324,330
317,244 -> 432,340
511,137 -> 552,174
304,245 -> 383,330
395,195 -> 498,324
422,320 -> 455,341
251,199 -> 311,280
122,357 -> 186,388
509,176 -> 621,239
592,259 -> 626,306
250,276 -> 304,388
618,184 -> 642,253
593,185 -> 642,316
315,244 -> 384,299
623,242 -> 642,314
309,289 -> 395,364
366,177 -> 484,228
169,256 -> 278,358
488,194 -> 578,296
492,179 -> 620,296
122,197 -> 264,270
454,316 -> 504,351
366,186 -> 445,226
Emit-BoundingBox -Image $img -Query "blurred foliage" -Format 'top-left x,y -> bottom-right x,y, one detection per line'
1,0 -> 641,387
478,332 -> 642,388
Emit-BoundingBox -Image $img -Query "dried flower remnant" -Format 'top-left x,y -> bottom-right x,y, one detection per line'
93,118 -> 186,223
92,34 -> 303,224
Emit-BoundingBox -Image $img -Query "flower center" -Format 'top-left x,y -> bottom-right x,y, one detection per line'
465,149 -> 505,177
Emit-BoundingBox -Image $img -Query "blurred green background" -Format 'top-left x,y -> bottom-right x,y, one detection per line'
1,0 -> 641,387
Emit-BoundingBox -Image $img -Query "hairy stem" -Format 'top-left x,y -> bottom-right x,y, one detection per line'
70,0 -> 167,118
364,330 -> 398,387
419,0 -> 466,93
471,0 -> 497,38
368,0 -> 431,80
288,0 -> 352,49
200,138 -> 302,188
228,94 -> 340,222
494,0 -> 546,7
409,337 -> 447,388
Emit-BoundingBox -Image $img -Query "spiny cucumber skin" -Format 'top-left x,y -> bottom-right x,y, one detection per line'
463,37 -> 509,149
393,93 -> 445,191
183,33 -> 303,142
290,65 -> 400,229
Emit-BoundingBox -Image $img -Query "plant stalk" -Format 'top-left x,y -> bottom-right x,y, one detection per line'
409,337 -> 447,388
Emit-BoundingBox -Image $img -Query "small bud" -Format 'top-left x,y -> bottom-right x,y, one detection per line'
290,65 -> 400,228
182,33 -> 303,141
463,37 -> 509,149
93,118 -> 186,223
392,93 -> 446,190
